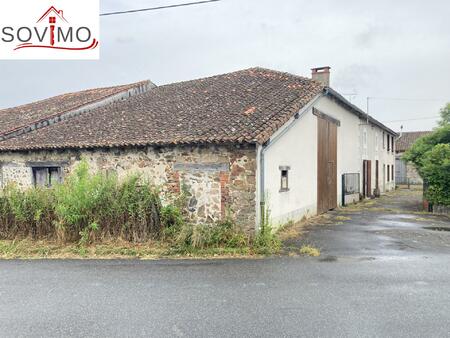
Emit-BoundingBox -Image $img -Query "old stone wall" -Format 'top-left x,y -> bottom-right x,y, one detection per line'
406,162 -> 423,185
0,144 -> 257,232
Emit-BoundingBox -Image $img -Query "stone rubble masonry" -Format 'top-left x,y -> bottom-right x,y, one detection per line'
0,144 -> 257,232
406,162 -> 423,185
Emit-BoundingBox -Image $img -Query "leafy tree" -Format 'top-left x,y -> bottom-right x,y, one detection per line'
403,124 -> 450,168
419,144 -> 450,206
403,103 -> 450,206
438,102 -> 450,127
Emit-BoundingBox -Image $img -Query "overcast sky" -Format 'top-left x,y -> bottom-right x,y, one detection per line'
1,0 -> 449,132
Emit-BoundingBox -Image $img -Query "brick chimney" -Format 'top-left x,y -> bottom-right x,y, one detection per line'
311,66 -> 331,87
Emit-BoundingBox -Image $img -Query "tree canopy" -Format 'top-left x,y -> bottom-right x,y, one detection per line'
403,103 -> 450,206
438,102 -> 450,127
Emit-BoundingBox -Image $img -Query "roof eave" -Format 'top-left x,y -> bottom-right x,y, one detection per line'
324,87 -> 398,136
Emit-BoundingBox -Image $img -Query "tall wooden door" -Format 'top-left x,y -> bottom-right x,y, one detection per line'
363,160 -> 372,197
317,115 -> 338,214
375,160 -> 379,191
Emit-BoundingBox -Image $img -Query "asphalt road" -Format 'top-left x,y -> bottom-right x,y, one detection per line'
1,256 -> 450,337
1,190 -> 450,337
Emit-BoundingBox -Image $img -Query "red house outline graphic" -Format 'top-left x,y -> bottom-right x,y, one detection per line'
13,6 -> 98,52
37,6 -> 68,23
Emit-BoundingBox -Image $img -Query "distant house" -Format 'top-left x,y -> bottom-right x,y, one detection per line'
395,131 -> 432,185
0,67 -> 396,232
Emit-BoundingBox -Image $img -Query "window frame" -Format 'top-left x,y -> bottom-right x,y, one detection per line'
26,162 -> 66,188
279,166 -> 290,192
32,166 -> 62,188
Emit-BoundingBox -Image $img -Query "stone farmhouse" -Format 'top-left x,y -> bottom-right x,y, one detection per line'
395,131 -> 431,185
0,67 -> 396,232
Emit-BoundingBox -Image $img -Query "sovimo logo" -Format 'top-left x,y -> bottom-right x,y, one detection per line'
0,1 -> 99,60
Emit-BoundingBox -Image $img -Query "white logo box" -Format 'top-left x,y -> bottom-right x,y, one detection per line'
0,0 -> 99,60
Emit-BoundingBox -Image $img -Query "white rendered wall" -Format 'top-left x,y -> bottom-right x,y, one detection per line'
360,123 -> 396,194
260,95 -> 362,228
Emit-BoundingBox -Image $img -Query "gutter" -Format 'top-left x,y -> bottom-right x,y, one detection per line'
324,87 -> 398,136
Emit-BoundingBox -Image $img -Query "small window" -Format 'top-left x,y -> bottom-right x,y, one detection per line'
33,167 -> 62,187
387,134 -> 390,152
391,136 -> 395,153
279,166 -> 290,192
382,132 -> 385,149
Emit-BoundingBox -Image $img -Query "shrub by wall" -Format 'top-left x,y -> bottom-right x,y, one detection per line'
0,161 -> 162,242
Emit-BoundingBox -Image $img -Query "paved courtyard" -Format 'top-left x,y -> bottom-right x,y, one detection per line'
283,188 -> 450,258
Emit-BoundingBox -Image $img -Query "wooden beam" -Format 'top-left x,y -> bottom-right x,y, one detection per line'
312,108 -> 341,126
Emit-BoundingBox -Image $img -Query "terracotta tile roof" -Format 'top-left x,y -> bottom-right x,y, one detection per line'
0,80 -> 150,139
396,131 -> 432,152
0,68 -> 324,151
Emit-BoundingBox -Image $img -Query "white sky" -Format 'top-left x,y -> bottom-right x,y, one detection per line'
1,0 -> 449,132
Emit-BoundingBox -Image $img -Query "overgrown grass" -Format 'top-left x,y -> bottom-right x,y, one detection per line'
0,161 -> 162,243
299,245 -> 321,257
0,161 -> 282,258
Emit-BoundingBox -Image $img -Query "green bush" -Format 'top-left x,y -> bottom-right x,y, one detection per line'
114,174 -> 162,242
175,217 -> 249,250
0,160 -> 162,242
0,161 -> 282,255
403,124 -> 450,169
403,122 -> 450,206
0,185 -> 55,239
420,144 -> 450,206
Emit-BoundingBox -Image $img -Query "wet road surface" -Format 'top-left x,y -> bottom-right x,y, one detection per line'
1,188 -> 450,337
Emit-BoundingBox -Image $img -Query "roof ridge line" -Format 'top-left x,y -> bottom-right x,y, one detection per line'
0,80 -> 155,142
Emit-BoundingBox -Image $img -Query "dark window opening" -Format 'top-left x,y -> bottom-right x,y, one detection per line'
387,134 -> 390,152
279,166 -> 290,192
33,167 -> 62,187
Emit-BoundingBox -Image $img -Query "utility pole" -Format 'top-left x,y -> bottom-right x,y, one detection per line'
366,97 -> 370,124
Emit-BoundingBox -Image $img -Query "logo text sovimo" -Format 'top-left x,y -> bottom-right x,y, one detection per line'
0,6 -> 98,52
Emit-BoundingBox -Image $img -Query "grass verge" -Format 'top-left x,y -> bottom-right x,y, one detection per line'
0,238 -> 271,260
299,245 -> 321,257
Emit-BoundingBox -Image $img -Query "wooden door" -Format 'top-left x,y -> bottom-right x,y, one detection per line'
317,115 -> 338,214
375,160 -> 379,191
362,160 -> 372,197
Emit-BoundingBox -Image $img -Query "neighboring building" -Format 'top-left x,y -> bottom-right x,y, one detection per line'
0,67 -> 396,232
0,80 -> 154,142
395,131 -> 432,185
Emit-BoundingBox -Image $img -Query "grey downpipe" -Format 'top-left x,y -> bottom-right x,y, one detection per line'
257,93 -> 323,230
259,142 -> 268,230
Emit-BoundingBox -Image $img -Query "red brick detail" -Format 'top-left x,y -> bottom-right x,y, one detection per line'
423,199 -> 430,212
167,171 -> 180,194
219,172 -> 230,218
